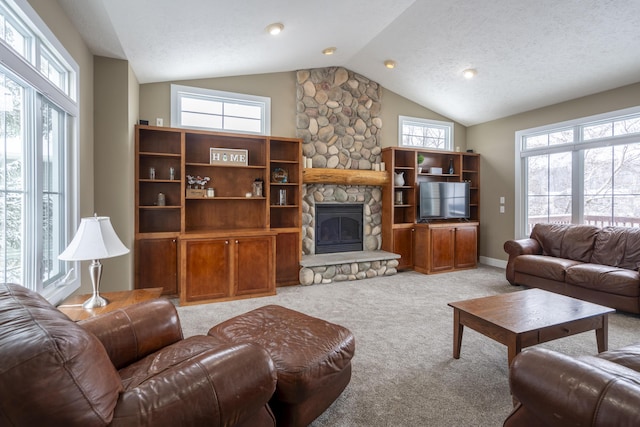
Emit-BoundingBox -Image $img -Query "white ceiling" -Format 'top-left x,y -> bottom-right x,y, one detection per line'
57,0 -> 640,126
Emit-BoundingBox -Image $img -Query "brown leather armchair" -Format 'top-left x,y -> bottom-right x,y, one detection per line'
505,345 -> 640,426
0,283 -> 277,426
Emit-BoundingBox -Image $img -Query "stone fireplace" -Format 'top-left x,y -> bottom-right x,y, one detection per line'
296,67 -> 399,284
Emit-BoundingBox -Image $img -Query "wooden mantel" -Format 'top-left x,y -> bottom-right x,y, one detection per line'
302,168 -> 389,186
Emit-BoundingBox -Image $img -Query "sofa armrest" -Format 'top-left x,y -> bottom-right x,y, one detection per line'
503,238 -> 541,284
112,342 -> 277,427
80,298 -> 183,369
506,348 -> 640,427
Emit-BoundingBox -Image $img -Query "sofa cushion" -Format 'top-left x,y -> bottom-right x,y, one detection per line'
514,255 -> 582,282
591,226 -> 640,270
565,263 -> 640,297
0,284 -> 122,425
596,343 -> 640,374
530,223 -> 598,262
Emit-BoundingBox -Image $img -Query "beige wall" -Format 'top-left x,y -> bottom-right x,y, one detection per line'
93,57 -> 139,291
140,71 -> 465,147
468,82 -> 640,262
28,0 -> 96,292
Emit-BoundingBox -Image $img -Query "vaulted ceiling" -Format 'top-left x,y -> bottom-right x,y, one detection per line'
57,0 -> 640,126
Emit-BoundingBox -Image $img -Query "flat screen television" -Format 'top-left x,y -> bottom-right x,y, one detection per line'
419,181 -> 470,220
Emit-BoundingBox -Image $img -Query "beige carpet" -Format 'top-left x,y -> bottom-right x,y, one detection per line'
175,265 -> 640,427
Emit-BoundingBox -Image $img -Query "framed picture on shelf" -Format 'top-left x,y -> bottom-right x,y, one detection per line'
210,148 -> 248,166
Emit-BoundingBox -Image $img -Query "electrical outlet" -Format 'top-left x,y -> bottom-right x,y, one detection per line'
499,196 -> 505,204
500,206 -> 505,214
156,118 -> 163,126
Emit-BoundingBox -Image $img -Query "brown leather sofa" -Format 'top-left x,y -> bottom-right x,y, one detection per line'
504,223 -> 640,313
504,344 -> 640,426
0,283 -> 277,426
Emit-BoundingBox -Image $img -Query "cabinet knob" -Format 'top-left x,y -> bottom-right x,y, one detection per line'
225,240 -> 229,245
235,240 -> 239,244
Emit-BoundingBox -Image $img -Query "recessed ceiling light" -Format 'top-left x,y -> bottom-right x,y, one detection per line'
463,68 -> 477,79
322,47 -> 336,55
266,23 -> 284,36
384,60 -> 397,69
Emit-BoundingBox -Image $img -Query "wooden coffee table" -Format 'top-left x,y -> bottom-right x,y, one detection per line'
448,289 -> 615,366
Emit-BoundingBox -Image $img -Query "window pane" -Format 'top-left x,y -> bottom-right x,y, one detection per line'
181,111 -> 222,129
401,124 -> 445,148
39,48 -> 66,92
523,134 -> 547,149
224,116 -> 261,133
613,117 -> 640,136
1,16 -> 27,56
224,102 -> 261,119
526,152 -> 571,229
583,122 -> 613,141
524,129 -> 573,149
1,73 -> 25,284
583,144 -> 640,227
1,192 -> 24,283
173,85 -> 270,135
182,97 -> 222,115
549,129 -> 573,146
41,101 -> 64,285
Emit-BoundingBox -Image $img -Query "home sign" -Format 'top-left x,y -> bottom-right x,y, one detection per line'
209,148 -> 249,166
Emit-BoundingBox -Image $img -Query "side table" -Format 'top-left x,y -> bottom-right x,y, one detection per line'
58,287 -> 163,321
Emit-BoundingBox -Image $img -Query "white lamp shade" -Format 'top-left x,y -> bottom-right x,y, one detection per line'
59,216 -> 129,261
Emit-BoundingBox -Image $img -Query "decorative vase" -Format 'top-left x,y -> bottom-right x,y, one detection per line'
448,159 -> 454,174
394,171 -> 405,186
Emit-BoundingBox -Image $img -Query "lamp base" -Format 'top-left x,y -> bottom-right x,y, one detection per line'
84,259 -> 108,309
83,294 -> 108,309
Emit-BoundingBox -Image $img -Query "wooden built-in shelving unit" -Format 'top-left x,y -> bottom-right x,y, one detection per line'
135,125 -> 302,305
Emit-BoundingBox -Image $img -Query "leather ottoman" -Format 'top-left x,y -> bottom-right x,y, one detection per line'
207,305 -> 355,427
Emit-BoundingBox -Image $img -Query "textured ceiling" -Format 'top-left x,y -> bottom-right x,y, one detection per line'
57,0 -> 640,126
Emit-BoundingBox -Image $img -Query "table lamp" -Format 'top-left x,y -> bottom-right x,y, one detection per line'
59,214 -> 129,309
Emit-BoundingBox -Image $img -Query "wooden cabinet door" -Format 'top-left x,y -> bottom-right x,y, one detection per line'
393,227 -> 414,270
235,236 -> 275,296
412,226 -> 429,273
454,226 -> 478,269
429,227 -> 455,272
275,231 -> 300,286
182,238 -> 231,302
135,238 -> 178,295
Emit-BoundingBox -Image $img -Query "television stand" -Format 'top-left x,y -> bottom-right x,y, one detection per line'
413,222 -> 479,274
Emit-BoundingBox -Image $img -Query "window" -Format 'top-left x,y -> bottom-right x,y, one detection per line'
171,84 -> 271,135
0,0 -> 79,304
398,116 -> 453,150
515,106 -> 640,238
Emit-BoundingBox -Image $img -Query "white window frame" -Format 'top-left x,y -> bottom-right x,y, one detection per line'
0,0 -> 79,304
515,105 -> 640,239
398,115 -> 453,150
171,84 -> 271,135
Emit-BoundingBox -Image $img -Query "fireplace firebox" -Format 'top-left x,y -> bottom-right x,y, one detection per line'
315,204 -> 363,254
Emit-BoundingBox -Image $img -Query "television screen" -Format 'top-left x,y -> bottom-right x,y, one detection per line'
419,182 -> 470,219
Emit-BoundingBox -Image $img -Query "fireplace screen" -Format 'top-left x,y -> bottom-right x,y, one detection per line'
315,204 -> 363,254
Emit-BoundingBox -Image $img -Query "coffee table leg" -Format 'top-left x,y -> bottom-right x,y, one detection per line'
507,334 -> 522,367
596,314 -> 609,353
453,308 -> 463,359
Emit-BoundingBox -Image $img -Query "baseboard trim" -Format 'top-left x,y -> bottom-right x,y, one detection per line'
479,256 -> 507,269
